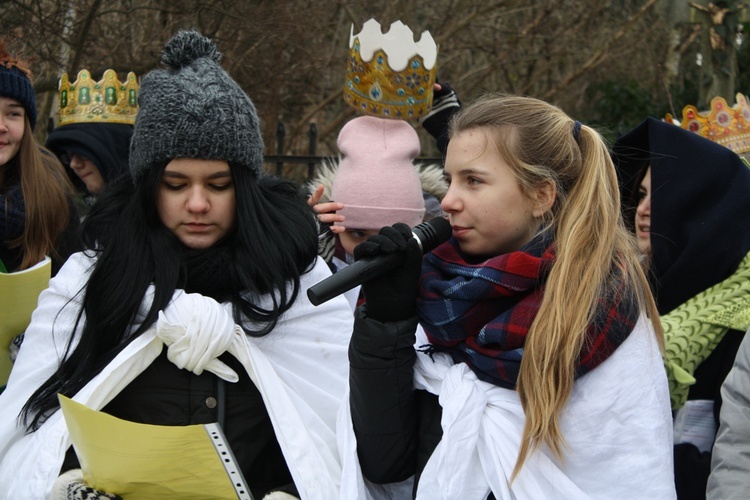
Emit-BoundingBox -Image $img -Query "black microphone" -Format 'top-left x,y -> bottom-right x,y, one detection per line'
307,217 -> 452,306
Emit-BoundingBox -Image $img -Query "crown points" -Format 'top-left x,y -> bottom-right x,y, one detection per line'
350,19 -> 437,72
344,19 -> 438,120
667,93 -> 750,155
57,69 -> 139,126
161,30 -> 221,69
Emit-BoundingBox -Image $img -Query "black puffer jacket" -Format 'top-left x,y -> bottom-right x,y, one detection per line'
349,306 -> 442,494
350,306 -> 501,499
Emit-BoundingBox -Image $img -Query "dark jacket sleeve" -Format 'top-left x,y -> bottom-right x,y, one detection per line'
51,196 -> 81,276
348,305 -> 420,484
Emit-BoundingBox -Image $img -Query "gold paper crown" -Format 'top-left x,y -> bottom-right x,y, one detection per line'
344,19 -> 438,120
58,69 -> 139,126
665,93 -> 750,155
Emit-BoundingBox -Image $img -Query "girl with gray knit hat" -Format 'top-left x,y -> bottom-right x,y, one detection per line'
0,30 -> 353,499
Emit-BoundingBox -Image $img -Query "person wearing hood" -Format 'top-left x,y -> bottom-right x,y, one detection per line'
46,122 -> 132,206
613,117 -> 750,500
45,69 -> 137,215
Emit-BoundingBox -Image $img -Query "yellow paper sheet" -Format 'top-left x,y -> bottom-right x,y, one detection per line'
59,395 -> 251,499
0,256 -> 51,386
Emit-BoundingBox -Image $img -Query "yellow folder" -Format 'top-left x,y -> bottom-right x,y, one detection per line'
59,395 -> 251,499
0,256 -> 51,386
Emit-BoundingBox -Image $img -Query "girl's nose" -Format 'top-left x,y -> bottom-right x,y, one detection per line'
69,155 -> 83,170
636,195 -> 650,217
441,185 -> 461,213
186,188 -> 210,212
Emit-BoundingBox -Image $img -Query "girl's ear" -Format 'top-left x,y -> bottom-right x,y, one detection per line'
531,180 -> 556,218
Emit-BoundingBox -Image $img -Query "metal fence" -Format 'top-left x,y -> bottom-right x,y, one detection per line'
263,123 -> 442,182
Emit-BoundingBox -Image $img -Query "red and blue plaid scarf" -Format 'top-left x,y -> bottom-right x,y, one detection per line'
416,234 -> 639,389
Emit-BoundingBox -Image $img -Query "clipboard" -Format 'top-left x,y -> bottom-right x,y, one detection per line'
59,395 -> 252,499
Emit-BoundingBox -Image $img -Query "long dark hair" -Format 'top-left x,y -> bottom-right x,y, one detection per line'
21,162 -> 318,431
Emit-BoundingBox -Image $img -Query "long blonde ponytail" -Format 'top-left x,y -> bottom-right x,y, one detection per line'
448,94 -> 662,479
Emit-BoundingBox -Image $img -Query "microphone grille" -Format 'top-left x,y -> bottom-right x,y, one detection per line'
412,217 -> 451,253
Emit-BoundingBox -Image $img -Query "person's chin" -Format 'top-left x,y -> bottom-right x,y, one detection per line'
637,240 -> 651,256
456,240 -> 488,259
178,233 -> 220,250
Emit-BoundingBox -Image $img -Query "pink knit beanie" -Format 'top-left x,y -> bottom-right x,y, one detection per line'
332,116 -> 426,230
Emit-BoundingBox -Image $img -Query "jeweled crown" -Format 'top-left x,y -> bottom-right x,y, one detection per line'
57,69 -> 139,126
343,19 -> 438,120
666,93 -> 750,155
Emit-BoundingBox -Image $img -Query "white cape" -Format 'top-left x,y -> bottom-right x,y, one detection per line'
339,318 -> 676,499
0,252 -> 354,500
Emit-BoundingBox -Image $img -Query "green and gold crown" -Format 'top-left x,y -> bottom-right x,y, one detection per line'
58,69 -> 139,126
344,19 -> 438,120
666,93 -> 750,155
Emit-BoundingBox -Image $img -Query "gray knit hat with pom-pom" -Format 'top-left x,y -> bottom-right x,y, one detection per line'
129,30 -> 263,181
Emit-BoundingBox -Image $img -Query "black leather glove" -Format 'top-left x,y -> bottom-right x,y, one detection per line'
354,223 -> 423,322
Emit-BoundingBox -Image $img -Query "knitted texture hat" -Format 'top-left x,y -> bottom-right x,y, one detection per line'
0,40 -> 37,130
332,116 -> 425,230
129,30 -> 263,181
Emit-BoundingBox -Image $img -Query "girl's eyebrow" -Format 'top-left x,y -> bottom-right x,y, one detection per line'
452,167 -> 489,177
162,171 -> 232,179
206,171 -> 232,179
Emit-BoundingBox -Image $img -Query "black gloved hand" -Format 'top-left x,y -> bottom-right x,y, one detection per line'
354,223 -> 423,322
420,81 -> 461,155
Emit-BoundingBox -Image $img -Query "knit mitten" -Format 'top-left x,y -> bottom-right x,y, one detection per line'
50,469 -> 122,500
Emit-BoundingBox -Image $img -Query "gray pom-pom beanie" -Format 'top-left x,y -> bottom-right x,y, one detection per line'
129,30 -> 263,181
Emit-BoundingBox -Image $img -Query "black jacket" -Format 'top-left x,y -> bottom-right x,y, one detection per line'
348,306 -> 442,494
350,306 -> 503,499
62,348 -> 297,499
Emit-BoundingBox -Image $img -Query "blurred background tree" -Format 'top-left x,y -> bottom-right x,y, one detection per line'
2,0 -> 745,180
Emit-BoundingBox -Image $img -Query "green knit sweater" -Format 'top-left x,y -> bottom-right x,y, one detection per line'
662,251 -> 750,410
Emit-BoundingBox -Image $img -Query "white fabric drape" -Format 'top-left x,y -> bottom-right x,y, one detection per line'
0,252 -> 353,500
339,318 -> 676,499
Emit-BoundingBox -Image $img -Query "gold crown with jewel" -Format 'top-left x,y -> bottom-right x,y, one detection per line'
57,69 -> 139,126
343,19 -> 438,120
665,93 -> 750,155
